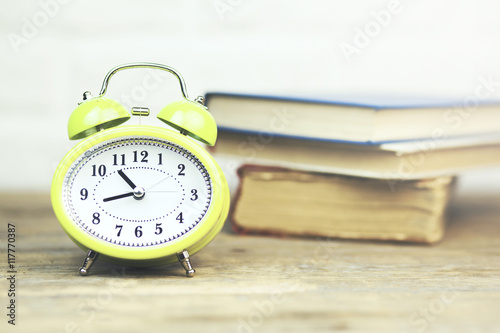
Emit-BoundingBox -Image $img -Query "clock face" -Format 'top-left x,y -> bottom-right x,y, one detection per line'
62,136 -> 212,247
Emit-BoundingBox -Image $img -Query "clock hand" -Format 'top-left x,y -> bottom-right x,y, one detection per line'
146,174 -> 172,190
103,192 -> 134,202
147,190 -> 178,193
103,185 -> 146,202
118,169 -> 137,189
105,171 -> 172,202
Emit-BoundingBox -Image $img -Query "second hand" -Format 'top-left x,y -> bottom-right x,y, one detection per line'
146,174 -> 172,191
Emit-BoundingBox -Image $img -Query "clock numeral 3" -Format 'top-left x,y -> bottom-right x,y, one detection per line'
92,212 -> 100,224
190,189 -> 198,201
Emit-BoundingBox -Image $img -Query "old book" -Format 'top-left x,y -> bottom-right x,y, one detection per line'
231,165 -> 456,243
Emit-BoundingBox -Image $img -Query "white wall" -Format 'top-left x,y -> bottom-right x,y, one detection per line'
1,0 -> 500,193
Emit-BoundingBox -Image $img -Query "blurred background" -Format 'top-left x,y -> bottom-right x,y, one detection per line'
1,0 -> 500,193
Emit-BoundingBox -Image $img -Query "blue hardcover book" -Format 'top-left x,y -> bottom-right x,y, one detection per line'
205,92 -> 500,145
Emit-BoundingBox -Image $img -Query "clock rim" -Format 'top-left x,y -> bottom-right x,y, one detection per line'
51,125 -> 229,265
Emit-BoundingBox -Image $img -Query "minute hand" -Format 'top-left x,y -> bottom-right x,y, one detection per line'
118,169 -> 137,189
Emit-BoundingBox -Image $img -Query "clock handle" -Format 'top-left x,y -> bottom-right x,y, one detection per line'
68,62 -> 217,145
98,62 -> 190,100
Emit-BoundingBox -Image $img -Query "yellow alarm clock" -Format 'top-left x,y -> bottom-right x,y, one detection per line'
51,63 -> 230,277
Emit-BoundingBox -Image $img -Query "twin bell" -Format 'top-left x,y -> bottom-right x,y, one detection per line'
66,63 -> 217,146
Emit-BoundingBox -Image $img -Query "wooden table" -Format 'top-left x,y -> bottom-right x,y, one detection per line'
1,193 -> 499,333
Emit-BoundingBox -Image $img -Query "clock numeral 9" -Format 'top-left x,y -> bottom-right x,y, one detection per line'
91,165 -> 106,177
80,188 -> 88,200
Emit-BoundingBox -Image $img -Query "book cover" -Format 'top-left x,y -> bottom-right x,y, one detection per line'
206,92 -> 500,144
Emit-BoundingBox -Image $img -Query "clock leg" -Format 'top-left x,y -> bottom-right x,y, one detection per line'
177,250 -> 195,277
79,250 -> 99,276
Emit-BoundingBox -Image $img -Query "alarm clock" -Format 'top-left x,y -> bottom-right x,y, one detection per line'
51,62 -> 230,277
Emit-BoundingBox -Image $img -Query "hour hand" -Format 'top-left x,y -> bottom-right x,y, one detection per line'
103,192 -> 134,202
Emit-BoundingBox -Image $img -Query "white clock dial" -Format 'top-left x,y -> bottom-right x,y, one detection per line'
62,136 -> 212,247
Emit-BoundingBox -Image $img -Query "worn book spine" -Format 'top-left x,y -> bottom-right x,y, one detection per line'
230,164 -> 456,244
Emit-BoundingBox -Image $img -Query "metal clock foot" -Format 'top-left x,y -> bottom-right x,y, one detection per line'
177,250 -> 195,277
79,250 -> 99,276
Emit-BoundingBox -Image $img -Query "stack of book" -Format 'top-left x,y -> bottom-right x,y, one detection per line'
205,93 -> 500,243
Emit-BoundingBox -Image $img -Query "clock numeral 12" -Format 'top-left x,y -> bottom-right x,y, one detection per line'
133,150 -> 148,163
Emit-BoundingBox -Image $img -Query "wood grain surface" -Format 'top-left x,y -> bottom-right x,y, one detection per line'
1,193 -> 499,333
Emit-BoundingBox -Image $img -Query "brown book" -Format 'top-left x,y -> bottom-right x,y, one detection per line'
231,165 -> 456,244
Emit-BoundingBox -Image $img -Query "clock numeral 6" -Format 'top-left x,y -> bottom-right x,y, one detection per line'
92,212 -> 100,224
135,226 -> 143,238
